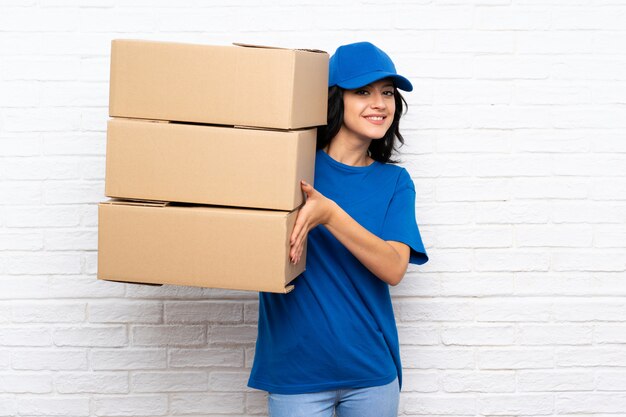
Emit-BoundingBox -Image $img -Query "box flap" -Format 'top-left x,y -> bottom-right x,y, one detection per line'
102,199 -> 169,208
233,42 -> 326,54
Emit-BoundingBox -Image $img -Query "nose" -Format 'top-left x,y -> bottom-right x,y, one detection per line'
370,91 -> 386,109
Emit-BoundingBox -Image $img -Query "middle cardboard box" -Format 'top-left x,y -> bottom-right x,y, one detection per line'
105,117 -> 317,211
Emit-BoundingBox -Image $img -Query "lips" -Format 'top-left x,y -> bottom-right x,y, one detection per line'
364,115 -> 387,125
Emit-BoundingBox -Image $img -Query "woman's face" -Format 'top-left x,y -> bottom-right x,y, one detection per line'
340,79 -> 396,142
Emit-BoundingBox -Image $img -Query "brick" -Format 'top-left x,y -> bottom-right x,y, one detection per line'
397,324 -> 439,345
439,274 -> 514,296
551,202 -> 626,223
515,273 -> 626,296
512,177 -> 589,199
401,370 -> 439,393
594,224 -> 626,248
556,393 -> 626,413
0,134 -> 41,157
395,6 -> 473,29
476,299 -> 552,322
0,327 -> 50,346
5,205 -> 81,227
245,389 -> 268,415
475,201 -> 550,224
404,154 -> 472,178
478,393 -> 553,415
89,301 -> 162,324
0,182 -> 41,205
11,302 -> 85,323
401,394 -> 476,415
553,6 -> 626,30
53,325 -> 127,347
91,349 -> 167,371
55,372 -> 128,394
3,157 -> 81,180
0,373 -> 52,393
43,180 -> 103,204
402,347 -> 475,369
3,108 -> 81,132
518,370 -> 595,391
442,371 -> 515,393
132,371 -> 207,393
164,301 -> 243,323
0,231 -> 43,250
517,31 -> 593,54
513,129 -> 589,153
132,325 -> 205,347
208,325 -> 257,346
390,273 -> 440,297
43,132 -> 105,156
595,324 -> 626,343
556,346 -> 626,367
170,393 -> 245,415
478,348 -> 553,369
441,325 -> 515,346
93,395 -> 168,417
520,324 -> 593,345
44,230 -> 97,251
474,57 -> 550,80
49,276 -> 125,298
553,251 -> 626,272
597,370 -> 626,391
436,178 -> 510,202
0,396 -> 15,417
169,348 -> 243,368
244,347 -> 255,369
554,299 -> 626,322
432,226 -> 512,248
517,224 -> 593,247
394,299 -> 475,322
436,31 -> 513,53
12,349 -> 87,371
6,253 -> 81,275
17,396 -> 89,417
475,250 -> 550,272
208,371 -> 251,392
243,302 -> 259,324
474,155 -> 553,177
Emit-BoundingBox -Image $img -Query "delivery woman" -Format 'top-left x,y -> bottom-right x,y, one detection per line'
248,41 -> 429,417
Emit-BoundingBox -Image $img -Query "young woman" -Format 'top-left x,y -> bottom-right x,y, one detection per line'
248,41 -> 429,417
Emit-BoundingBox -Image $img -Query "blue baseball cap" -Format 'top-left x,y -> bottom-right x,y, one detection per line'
328,42 -> 413,92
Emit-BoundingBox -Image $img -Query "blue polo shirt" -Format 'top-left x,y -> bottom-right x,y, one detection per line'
248,149 -> 428,394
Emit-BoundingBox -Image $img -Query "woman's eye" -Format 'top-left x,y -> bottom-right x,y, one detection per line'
383,90 -> 395,96
355,89 -> 369,95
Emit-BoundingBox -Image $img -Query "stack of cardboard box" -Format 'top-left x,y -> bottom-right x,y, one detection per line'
97,40 -> 329,293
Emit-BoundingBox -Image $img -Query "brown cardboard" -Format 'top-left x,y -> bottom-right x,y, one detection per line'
109,39 -> 329,130
105,118 -> 316,211
97,201 -> 305,293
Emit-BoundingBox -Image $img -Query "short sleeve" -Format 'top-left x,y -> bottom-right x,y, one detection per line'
380,168 -> 428,265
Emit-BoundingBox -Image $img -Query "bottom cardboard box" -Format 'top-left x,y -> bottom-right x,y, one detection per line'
97,200 -> 305,293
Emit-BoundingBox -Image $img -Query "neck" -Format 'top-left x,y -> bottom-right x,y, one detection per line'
324,131 -> 373,167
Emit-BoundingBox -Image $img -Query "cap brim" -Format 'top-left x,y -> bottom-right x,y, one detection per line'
334,71 -> 413,92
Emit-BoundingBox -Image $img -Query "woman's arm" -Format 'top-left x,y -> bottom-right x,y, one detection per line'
290,181 -> 410,286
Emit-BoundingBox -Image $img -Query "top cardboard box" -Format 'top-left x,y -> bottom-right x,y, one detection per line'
109,40 -> 329,130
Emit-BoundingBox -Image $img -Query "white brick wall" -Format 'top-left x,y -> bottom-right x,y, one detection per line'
1,1 -> 625,416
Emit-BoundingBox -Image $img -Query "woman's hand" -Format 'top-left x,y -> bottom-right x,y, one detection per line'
289,180 -> 337,264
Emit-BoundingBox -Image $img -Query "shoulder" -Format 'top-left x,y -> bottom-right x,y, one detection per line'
377,162 -> 415,191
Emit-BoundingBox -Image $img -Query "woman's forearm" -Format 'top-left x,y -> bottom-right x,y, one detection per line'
324,202 -> 409,286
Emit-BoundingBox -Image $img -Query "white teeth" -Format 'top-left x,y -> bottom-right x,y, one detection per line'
366,116 -> 383,120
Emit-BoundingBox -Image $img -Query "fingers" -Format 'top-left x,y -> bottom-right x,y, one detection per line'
301,180 -> 314,197
290,220 -> 309,264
